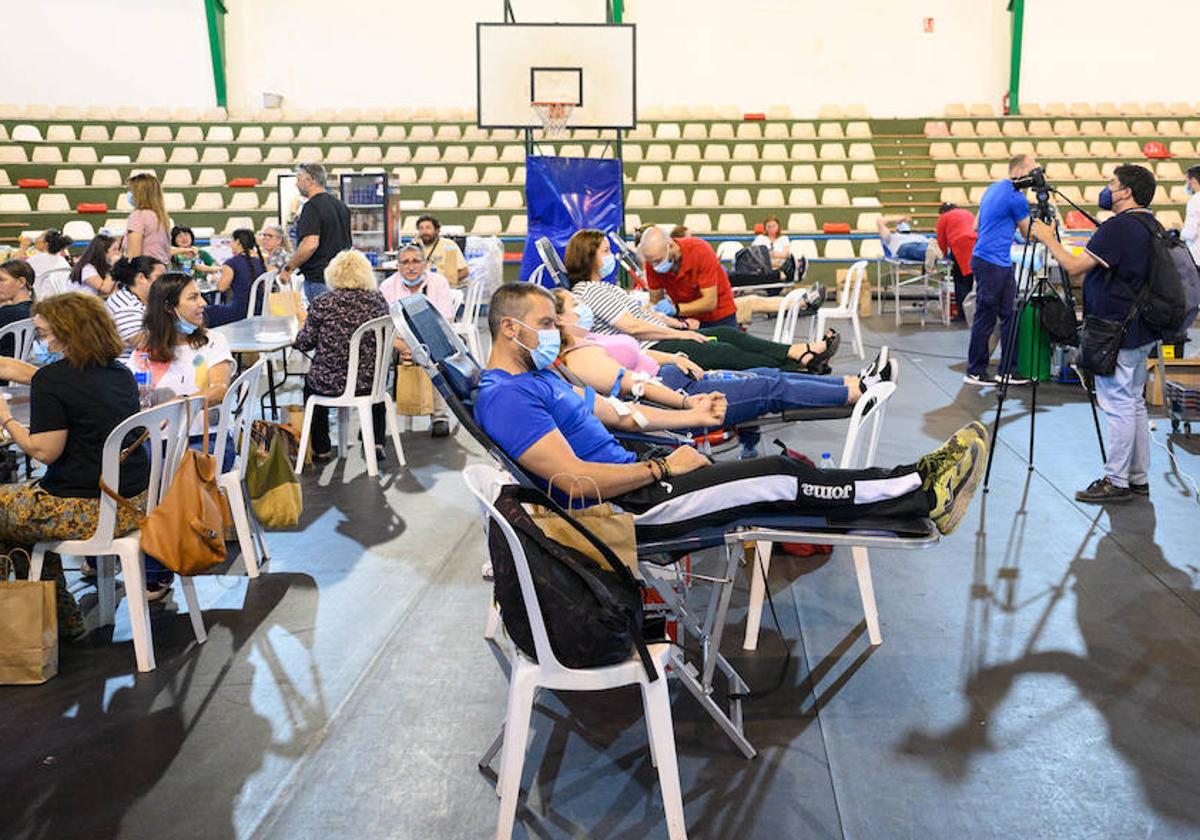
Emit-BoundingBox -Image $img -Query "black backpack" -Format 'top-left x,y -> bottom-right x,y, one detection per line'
1125,213 -> 1200,337
488,485 -> 659,680
734,244 -> 773,275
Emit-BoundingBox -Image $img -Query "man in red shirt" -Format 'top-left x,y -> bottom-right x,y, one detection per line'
936,202 -> 978,323
639,227 -> 739,327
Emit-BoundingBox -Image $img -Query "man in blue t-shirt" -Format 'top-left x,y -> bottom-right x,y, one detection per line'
964,154 -> 1039,386
1031,164 -> 1161,504
473,283 -> 989,539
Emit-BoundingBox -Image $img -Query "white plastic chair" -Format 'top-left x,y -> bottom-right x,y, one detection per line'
247,271 -> 279,317
810,259 -> 866,359
212,360 -> 268,577
0,318 -> 37,361
462,464 -> 508,641
771,287 -> 813,344
742,380 -> 898,651
453,277 -> 488,361
461,464 -> 687,840
294,315 -> 405,476
29,397 -> 208,672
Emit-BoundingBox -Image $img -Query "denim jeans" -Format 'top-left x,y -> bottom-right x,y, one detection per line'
303,279 -> 330,304
967,258 -> 1018,376
658,364 -> 848,428
1093,341 -> 1154,488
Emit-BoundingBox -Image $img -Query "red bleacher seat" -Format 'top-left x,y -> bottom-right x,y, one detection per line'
1142,141 -> 1171,159
17,178 -> 48,189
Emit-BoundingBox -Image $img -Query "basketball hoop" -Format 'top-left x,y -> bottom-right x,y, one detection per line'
532,101 -> 574,137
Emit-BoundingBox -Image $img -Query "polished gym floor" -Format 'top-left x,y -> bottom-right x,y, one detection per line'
3,309 -> 1199,840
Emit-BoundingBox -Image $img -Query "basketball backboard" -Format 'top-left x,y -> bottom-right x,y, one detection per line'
476,22 -> 636,130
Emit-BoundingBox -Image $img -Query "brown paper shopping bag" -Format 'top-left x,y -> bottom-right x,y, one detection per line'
395,362 -> 434,416
0,550 -> 58,685
268,289 -> 307,325
527,475 -> 640,578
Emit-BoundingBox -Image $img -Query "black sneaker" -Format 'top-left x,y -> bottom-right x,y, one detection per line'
431,418 -> 451,437
963,372 -> 996,386
1075,478 -> 1133,504
1130,482 -> 1150,497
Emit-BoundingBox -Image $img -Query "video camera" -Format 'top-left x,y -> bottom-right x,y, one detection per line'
1010,166 -> 1055,218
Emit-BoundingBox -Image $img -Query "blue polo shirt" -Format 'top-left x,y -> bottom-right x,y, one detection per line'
973,180 -> 1031,268
1083,210 -> 1158,349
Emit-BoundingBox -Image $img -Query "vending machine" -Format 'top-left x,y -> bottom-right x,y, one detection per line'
339,172 -> 398,266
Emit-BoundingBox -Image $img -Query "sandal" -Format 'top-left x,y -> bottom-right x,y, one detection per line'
794,329 -> 841,372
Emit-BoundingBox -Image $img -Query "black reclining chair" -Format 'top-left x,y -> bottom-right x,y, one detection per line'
394,294 -> 939,759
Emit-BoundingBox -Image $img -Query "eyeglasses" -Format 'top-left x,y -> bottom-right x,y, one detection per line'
398,259 -> 424,266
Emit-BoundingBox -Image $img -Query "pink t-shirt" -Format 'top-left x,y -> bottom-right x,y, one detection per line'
586,332 -> 660,376
126,209 -> 171,263
379,270 -> 456,320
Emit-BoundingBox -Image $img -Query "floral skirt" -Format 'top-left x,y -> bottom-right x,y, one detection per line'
0,482 -> 144,638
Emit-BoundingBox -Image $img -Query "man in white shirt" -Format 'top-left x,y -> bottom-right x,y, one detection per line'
416,215 -> 469,287
1183,165 -> 1200,266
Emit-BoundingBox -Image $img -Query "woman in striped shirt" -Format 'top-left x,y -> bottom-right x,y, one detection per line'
105,256 -> 164,359
564,229 -> 839,374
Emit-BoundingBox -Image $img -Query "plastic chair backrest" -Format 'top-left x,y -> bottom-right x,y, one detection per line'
462,463 -> 570,674
535,237 -> 568,287
339,315 -> 396,402
247,271 -> 279,316
91,396 -> 203,546
213,359 -> 265,480
838,260 -> 867,310
839,381 -> 896,469
0,318 -> 37,362
447,287 -> 465,319
771,287 -> 810,344
462,275 -> 488,322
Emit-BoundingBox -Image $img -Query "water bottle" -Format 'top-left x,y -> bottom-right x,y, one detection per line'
820,452 -> 834,469
132,352 -> 153,407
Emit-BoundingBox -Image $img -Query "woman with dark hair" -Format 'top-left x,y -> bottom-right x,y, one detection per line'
205,229 -> 267,327
564,229 -> 838,373
169,225 -> 219,277
0,292 -> 150,634
0,259 -> 35,333
69,233 -> 120,297
26,228 -> 74,299
105,256 -> 164,358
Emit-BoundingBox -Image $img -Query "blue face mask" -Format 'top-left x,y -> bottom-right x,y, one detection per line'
1098,187 -> 1114,211
599,253 -> 616,278
574,302 -> 595,332
652,256 -> 674,274
402,274 -> 425,288
1187,183 -> 1196,197
29,340 -> 63,366
512,320 -> 561,370
176,317 -> 198,336
125,191 -> 135,208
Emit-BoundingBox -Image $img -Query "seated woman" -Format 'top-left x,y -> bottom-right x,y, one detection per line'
552,290 -> 896,429
564,229 -> 839,374
293,249 -> 392,464
205,229 -> 267,328
105,256 -> 164,360
0,293 -> 150,637
258,224 -> 293,273
169,225 -> 221,278
69,233 -> 120,297
25,228 -> 73,298
0,259 -> 35,337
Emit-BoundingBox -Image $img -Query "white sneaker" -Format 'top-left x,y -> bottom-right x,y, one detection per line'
481,560 -> 493,581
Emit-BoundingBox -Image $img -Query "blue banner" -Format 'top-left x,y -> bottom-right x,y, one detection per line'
520,155 -> 624,284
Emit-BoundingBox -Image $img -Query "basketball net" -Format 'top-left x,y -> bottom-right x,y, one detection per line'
532,101 -> 573,138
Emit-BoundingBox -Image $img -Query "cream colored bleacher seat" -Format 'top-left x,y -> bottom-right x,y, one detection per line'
151,126 -> 181,145
190,192 -> 223,211
717,213 -> 747,233
708,124 -> 734,140
1130,119 -> 1155,135
442,147 -> 470,164
934,163 -> 962,181
160,192 -> 186,212
817,123 -> 844,140
624,213 -> 642,231
1157,210 -> 1183,228
384,147 -> 411,164
1034,140 -> 1062,158
1068,103 -> 1093,117
1157,120 -> 1183,136
53,168 -> 86,188
11,124 -> 42,142
791,123 -> 817,139
819,143 -> 846,161
1062,141 -> 1089,158
1027,120 -> 1052,135
489,190 -> 520,210
697,165 -> 724,184
450,166 -> 479,185
393,167 -> 418,185
626,189 -> 654,209
45,125 -> 76,143
435,125 -> 462,142
297,147 -> 325,163
988,162 -> 1009,179
962,163 -> 990,180
681,124 -> 707,140
820,164 -> 848,182
789,239 -> 819,260
83,106 -> 112,120
428,190 -> 458,209
787,164 -> 816,182
228,193 -> 259,211
378,126 -> 406,143
949,121 -> 975,138
968,186 -> 989,204
787,213 -> 817,233
823,239 -> 857,259
1104,120 -> 1130,136
237,126 -> 265,144
1156,161 -> 1183,180
1185,120 -> 1200,135
482,166 -> 510,185
206,126 -> 234,143
67,147 -> 97,164
490,129 -> 519,142
1169,140 -> 1196,158
925,121 -> 950,138
266,126 -> 295,143
764,123 -> 790,140
102,155 -> 131,164
1078,120 -> 1103,135
621,145 -> 643,163
929,142 -> 955,160
847,143 -> 874,161
626,124 -> 653,141
135,147 -> 167,164
500,146 -> 525,163
644,144 -> 671,162
855,211 -> 882,231
1042,103 -> 1068,117
419,167 -> 449,185
1002,121 -> 1028,137
80,125 -> 110,142
91,169 -> 122,187
755,188 -> 784,207
761,143 -> 787,161
200,147 -> 229,164
683,213 -> 713,234
1144,102 -> 1169,115
846,122 -> 871,139
665,165 -> 694,183
1052,120 -> 1079,136
970,103 -> 996,118
350,126 -> 380,144
506,215 -> 528,235
1089,140 -> 1116,158
850,164 -> 879,183
1115,141 -> 1142,158
976,120 -> 1001,136
469,146 -> 499,163
1044,162 -> 1073,181
222,217 -> 256,235
956,142 -> 984,158
732,144 -> 759,161
821,189 -> 850,207
634,165 -> 664,184
115,106 -> 142,121
1074,162 -> 1103,180
733,123 -> 760,141
0,194 -> 31,212
1169,103 -> 1194,116
658,189 -> 687,208
944,103 -> 968,117
939,187 -> 969,205
983,141 -> 1009,158
1169,185 -> 1190,203
654,123 -> 681,140
296,126 -> 323,143
787,188 -> 817,206
264,147 -> 294,164
412,146 -> 440,163
790,143 -> 817,161
36,193 -> 70,213
1057,185 -> 1084,204
729,164 -> 756,182
723,188 -> 752,206
819,105 -> 845,120
31,147 -> 63,164
1082,185 -> 1104,204
355,147 -> 383,165
162,169 -> 193,187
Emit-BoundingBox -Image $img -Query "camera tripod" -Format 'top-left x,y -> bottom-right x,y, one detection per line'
982,190 -> 1108,489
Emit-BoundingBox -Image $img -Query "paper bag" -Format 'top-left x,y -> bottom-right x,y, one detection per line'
395,363 -> 434,417
0,550 -> 58,685
528,502 -> 641,579
268,289 -> 306,324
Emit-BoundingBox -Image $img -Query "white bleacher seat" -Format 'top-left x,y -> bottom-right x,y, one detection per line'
949,121 -> 975,138
732,144 -> 759,161
755,187 -> 784,207
322,126 -> 350,143
735,123 -> 762,140
1157,120 -> 1184,136
171,126 -> 201,143
626,124 -> 653,141
469,146 -> 499,163
1073,162 -> 1103,180
982,140 -> 1008,158
1057,185 -> 1085,204
460,190 -> 491,210
67,147 -> 98,167
0,194 -> 32,212
1130,119 -> 1155,135
728,164 -> 756,182
929,142 -> 955,160
419,167 -> 449,185
163,147 -> 195,165
645,144 -> 673,162
859,239 -> 884,259
379,125 -> 407,142
1061,140 -> 1088,157
673,144 -> 700,162
655,189 -> 684,208
83,105 -> 112,120
968,186 -> 989,203
976,120 -> 1001,136
790,143 -> 818,161
264,147 -> 294,164
32,148 -> 63,164
787,212 -> 817,233
791,123 -> 817,139
206,126 -> 234,143
852,196 -> 882,208
114,106 -> 142,121
354,147 -> 383,165
161,169 -> 193,187
701,145 -> 730,162
847,143 -> 874,161
1002,121 -> 1028,138
717,213 -> 747,233
821,189 -> 850,206
36,193 -> 70,213
53,169 -> 86,187
1052,120 -> 1079,136
681,124 -> 707,140
0,170 -> 9,186
470,215 -> 502,235
296,126 -> 324,142
1088,140 -> 1116,158
1044,162 -> 1073,181
682,213 -> 713,233
817,123 -> 845,139
1169,140 -> 1196,158
1115,140 -> 1143,158
461,127 -> 488,142
196,169 -> 227,187
961,163 -> 990,180
789,239 -> 819,260
190,192 -> 223,211
708,124 -> 734,140
493,190 -> 523,210
236,126 -> 265,144
442,147 -> 471,164
46,125 -> 76,143
787,188 -> 817,206
513,165 -> 527,184
102,155 -> 131,164
12,124 -> 42,142
232,147 -> 263,165
1157,210 -> 1183,228
227,193 -> 259,211
819,104 -> 845,119
665,165 -> 693,183
934,163 -> 962,181
412,146 -> 441,163
723,188 -> 752,206
956,142 -> 984,158
850,164 -> 879,183
654,123 -> 681,140
450,166 -> 479,185
91,169 -> 122,187
222,217 -> 255,235
764,123 -> 789,140
481,166 -> 510,185
408,126 -> 435,141
846,122 -> 872,139
499,146 -> 525,163
691,188 -> 719,206
295,146 -> 323,163
1102,119 -> 1130,136
1034,140 -> 1063,157
787,164 -> 816,182
428,190 -> 458,209
1156,161 -> 1183,180
506,215 -> 528,235
944,104 -> 968,118
323,146 -> 352,164
820,164 -> 849,182
383,146 -> 412,164
622,145 -> 643,162
855,211 -> 883,231
200,147 -> 230,164
266,126 -> 295,143
80,125 -> 110,142
761,143 -> 788,161
1169,185 -> 1190,204
823,239 -> 857,259
819,143 -> 847,161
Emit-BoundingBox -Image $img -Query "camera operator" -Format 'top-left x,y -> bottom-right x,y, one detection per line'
964,154 -> 1039,387
1030,164 -> 1159,504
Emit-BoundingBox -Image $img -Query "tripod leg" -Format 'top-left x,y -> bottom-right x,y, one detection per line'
1088,378 -> 1108,463
1028,380 -> 1038,469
